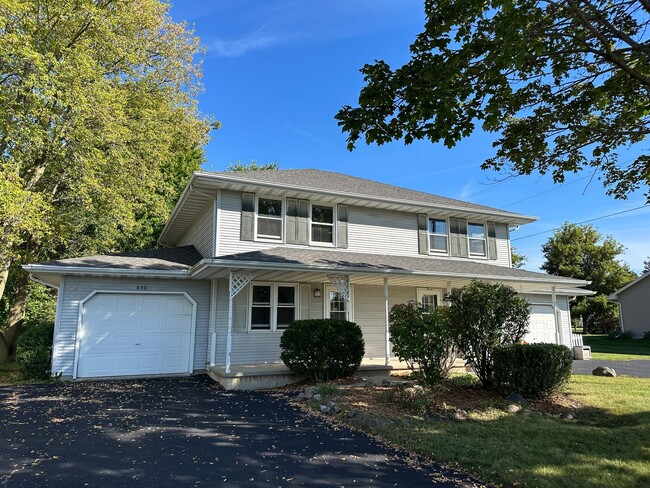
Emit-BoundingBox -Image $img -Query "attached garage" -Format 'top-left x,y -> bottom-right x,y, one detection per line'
75,292 -> 197,379
525,304 -> 558,344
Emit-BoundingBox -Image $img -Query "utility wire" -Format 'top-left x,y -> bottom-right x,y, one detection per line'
501,174 -> 593,208
511,204 -> 650,241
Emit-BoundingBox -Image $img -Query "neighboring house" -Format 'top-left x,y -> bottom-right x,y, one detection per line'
608,273 -> 650,338
25,169 -> 591,389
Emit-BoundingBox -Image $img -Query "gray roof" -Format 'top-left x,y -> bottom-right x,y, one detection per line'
38,246 -> 202,271
209,247 -> 585,284
201,169 -> 531,220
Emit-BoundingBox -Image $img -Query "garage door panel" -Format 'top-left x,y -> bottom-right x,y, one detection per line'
77,293 -> 194,378
525,305 -> 557,344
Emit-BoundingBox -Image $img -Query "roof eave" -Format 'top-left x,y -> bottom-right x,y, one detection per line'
22,264 -> 190,278
157,172 -> 203,246
193,258 -> 588,287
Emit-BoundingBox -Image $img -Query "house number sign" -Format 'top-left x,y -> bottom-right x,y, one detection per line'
136,285 -> 148,291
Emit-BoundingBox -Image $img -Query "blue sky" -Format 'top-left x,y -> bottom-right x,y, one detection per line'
169,0 -> 649,274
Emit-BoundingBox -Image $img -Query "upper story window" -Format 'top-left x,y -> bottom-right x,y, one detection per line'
468,222 -> 486,256
257,197 -> 283,240
428,218 -> 448,253
311,204 -> 334,245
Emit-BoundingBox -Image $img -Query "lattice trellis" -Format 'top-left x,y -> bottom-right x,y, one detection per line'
328,274 -> 350,301
230,271 -> 254,299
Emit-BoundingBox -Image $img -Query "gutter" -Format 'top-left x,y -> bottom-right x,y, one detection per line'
193,258 -> 589,287
22,264 -> 189,279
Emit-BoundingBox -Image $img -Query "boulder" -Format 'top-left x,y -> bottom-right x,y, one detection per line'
592,366 -> 617,377
313,394 -> 322,401
381,379 -> 391,387
296,392 -> 306,402
319,405 -> 331,414
506,393 -> 528,404
506,404 -> 521,414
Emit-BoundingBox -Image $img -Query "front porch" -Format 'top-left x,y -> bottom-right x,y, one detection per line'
207,358 -> 472,390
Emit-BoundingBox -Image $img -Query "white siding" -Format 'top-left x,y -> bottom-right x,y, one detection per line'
54,276 -> 211,377
522,293 -> 572,348
217,190 -> 513,268
179,201 -> 214,257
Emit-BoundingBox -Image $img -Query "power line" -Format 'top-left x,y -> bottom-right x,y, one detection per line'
511,204 -> 650,241
501,175 -> 592,209
464,177 -> 513,198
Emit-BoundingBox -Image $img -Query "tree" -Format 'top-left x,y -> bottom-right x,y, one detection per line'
227,160 -> 280,172
643,257 -> 650,274
336,1 -> 650,201
446,281 -> 530,388
510,246 -> 528,269
541,223 -> 635,333
0,0 -> 213,361
541,223 -> 636,296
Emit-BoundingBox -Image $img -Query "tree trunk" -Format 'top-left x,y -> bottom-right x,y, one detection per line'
0,334 -> 9,363
0,258 -> 10,307
3,270 -> 30,359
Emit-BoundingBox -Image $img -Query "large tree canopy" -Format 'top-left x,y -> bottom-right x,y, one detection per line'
541,223 -> 636,295
0,0 -> 213,359
336,0 -> 650,201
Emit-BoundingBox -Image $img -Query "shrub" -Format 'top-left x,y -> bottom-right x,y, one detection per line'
573,295 -> 620,334
493,343 -> 573,398
644,331 -> 650,341
280,319 -> 364,382
608,330 -> 634,339
16,322 -> 54,381
389,302 -> 456,387
446,280 -> 530,388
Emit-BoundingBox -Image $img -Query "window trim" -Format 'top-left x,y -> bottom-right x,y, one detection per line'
248,282 -> 299,333
427,216 -> 449,255
309,202 -> 336,247
323,285 -> 354,321
416,288 -> 444,312
254,195 -> 285,242
467,221 -> 488,258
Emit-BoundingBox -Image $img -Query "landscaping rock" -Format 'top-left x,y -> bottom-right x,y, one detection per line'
564,413 -> 575,420
325,400 -> 336,408
347,409 -> 359,419
592,366 -> 617,377
365,379 -> 376,387
506,393 -> 528,404
381,379 -> 391,387
313,394 -> 322,401
319,405 -> 331,414
304,386 -> 316,399
296,392 -> 306,402
506,404 -> 521,413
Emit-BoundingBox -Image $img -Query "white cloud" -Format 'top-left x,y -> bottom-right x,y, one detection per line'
458,181 -> 474,200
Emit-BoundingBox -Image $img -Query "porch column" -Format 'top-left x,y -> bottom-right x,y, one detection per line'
226,270 -> 254,373
446,281 -> 452,306
551,286 -> 563,346
384,277 -> 390,366
209,278 -> 218,366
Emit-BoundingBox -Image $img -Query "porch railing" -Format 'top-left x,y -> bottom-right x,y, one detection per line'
571,333 -> 584,347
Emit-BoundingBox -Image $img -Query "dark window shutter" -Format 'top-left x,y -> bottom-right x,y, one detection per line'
487,222 -> 498,260
297,199 -> 309,245
417,214 -> 428,255
450,217 -> 469,257
240,192 -> 255,241
337,204 -> 348,249
286,198 -> 298,244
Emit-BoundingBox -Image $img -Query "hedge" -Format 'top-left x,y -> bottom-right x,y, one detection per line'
16,322 -> 55,381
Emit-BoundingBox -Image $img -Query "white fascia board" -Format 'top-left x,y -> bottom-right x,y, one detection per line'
157,173 -> 201,246
607,272 -> 650,300
22,264 -> 189,279
192,258 -> 588,287
192,172 -> 538,224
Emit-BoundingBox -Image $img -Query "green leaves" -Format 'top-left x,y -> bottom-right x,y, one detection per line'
336,0 -> 650,201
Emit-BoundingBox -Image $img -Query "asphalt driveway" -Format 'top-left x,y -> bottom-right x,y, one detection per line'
572,359 -> 650,378
0,376 -> 476,487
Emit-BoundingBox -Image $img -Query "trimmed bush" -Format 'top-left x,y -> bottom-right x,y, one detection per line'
16,322 -> 54,381
280,319 -> 365,382
446,280 -> 530,388
493,343 -> 573,398
389,302 -> 456,387
644,331 -> 650,341
608,330 -> 634,339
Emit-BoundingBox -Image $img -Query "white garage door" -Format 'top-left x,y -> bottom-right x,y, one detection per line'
525,304 -> 557,344
77,293 -> 195,378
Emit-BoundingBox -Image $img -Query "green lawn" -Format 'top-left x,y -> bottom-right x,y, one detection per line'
583,335 -> 650,360
336,376 -> 650,488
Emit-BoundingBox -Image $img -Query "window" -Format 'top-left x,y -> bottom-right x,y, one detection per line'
257,197 -> 283,240
417,288 -> 443,313
251,285 -> 272,330
276,286 -> 296,329
311,204 -> 334,244
249,283 -> 298,332
468,222 -> 486,256
428,218 -> 448,253
325,285 -> 353,321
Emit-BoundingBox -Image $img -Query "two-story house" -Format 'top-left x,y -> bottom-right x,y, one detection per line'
25,169 -> 591,389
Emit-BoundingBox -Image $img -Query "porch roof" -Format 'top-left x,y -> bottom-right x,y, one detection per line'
192,247 -> 589,290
